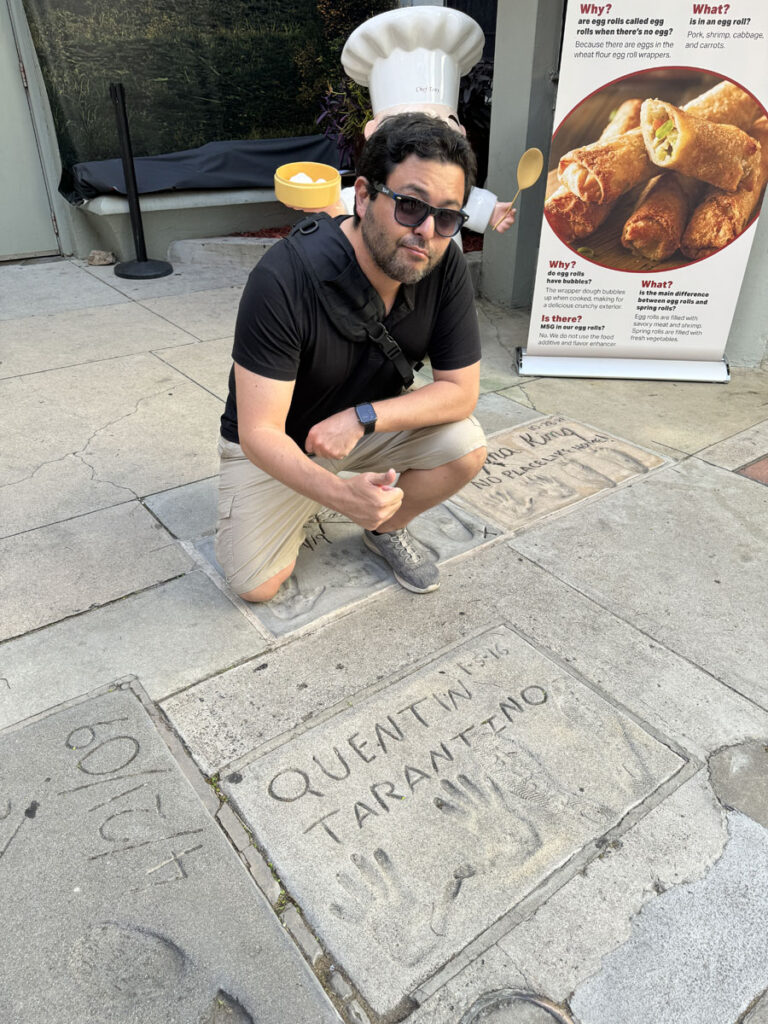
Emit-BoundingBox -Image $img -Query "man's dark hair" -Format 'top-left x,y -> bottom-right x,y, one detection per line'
353,112 -> 477,223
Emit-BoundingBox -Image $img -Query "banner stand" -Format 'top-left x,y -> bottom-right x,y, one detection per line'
517,351 -> 730,384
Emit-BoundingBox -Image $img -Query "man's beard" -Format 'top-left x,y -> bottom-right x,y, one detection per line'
361,206 -> 444,284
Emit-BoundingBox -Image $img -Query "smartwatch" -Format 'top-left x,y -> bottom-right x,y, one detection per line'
355,402 -> 377,435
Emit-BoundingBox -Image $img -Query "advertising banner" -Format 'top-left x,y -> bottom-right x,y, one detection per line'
523,0 -> 768,381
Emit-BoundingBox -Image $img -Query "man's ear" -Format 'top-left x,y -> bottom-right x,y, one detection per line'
353,176 -> 372,218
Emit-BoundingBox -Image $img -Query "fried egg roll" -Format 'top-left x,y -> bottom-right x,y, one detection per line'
599,99 -> 644,142
681,118 -> 768,259
683,81 -> 761,130
545,101 -> 644,241
545,186 -> 614,242
559,82 -> 760,205
621,174 -> 703,261
642,99 -> 760,192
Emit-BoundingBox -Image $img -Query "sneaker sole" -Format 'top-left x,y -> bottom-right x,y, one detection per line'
363,532 -> 440,594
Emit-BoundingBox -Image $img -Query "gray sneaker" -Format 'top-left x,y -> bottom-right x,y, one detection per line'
363,528 -> 440,593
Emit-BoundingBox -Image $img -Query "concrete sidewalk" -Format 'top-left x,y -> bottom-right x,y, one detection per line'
1,250 -> 767,1024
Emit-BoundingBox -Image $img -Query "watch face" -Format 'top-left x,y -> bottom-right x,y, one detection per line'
357,403 -> 376,425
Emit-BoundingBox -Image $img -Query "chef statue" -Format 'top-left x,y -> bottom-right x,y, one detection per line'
283,6 -> 515,236
340,6 -> 514,234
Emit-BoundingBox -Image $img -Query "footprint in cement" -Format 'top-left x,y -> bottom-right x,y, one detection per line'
71,920 -> 188,999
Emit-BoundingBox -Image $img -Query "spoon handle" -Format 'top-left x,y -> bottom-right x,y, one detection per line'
490,187 -> 522,231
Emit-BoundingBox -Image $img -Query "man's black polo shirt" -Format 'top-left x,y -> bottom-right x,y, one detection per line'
220,216 -> 480,451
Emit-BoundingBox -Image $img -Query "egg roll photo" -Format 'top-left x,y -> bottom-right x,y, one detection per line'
598,98 -> 644,142
558,81 -> 760,206
641,99 -> 760,192
545,186 -> 614,242
681,118 -> 768,260
683,80 -> 761,130
621,174 -> 703,261
545,100 -> 643,241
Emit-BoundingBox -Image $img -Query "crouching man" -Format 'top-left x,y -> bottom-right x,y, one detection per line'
216,113 -> 487,600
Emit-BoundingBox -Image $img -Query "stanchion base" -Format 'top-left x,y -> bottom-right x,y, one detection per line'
114,259 -> 173,280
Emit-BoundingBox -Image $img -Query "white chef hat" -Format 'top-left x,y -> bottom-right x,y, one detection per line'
342,7 -> 484,120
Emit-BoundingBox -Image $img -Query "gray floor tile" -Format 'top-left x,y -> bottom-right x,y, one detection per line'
154,336 -> 232,399
141,286 -> 242,340
0,502 -> 192,641
1,353 -> 221,535
510,459 -> 768,706
80,261 -> 250,298
476,299 -> 530,392
474,391 -> 539,434
0,686 -> 338,1024
513,369 -> 768,456
196,501 -> 501,637
496,772 -> 727,1006
143,478 -> 218,540
0,261 -> 129,320
0,304 -> 197,379
221,625 -> 684,1016
0,571 -> 266,728
571,812 -> 768,1024
696,418 -> 768,470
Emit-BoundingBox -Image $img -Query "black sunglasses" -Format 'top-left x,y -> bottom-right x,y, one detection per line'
372,183 -> 468,238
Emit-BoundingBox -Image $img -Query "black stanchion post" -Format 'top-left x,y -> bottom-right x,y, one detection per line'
109,82 -> 172,279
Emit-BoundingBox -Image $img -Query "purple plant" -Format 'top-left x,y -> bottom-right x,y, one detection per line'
316,77 -> 372,172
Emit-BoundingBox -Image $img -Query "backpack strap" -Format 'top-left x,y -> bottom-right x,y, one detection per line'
286,215 -> 416,389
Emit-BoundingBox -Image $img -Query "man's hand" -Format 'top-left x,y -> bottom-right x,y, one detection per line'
338,469 -> 403,531
305,408 -> 364,459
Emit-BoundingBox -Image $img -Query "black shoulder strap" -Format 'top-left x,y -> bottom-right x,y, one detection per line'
286,215 -> 416,389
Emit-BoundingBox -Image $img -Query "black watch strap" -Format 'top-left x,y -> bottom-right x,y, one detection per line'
355,402 -> 377,435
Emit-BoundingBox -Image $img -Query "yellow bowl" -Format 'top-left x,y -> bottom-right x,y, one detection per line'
274,161 -> 341,210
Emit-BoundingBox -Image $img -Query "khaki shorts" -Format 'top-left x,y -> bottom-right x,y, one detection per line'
215,416 -> 486,595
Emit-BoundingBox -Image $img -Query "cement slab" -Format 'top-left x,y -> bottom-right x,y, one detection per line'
222,625 -> 684,1014
1,353 -> 222,535
0,502 -> 192,641
197,501 -> 501,637
509,459 -> 768,707
0,261 -> 128,320
708,741 -> 768,830
407,945 -> 527,1024
495,771 -> 726,1004
81,261 -> 250,298
141,286 -> 242,341
162,535 -> 767,779
0,687 -> 337,1024
476,301 -> 530,393
144,478 -> 218,540
744,994 -> 768,1024
455,415 -> 666,533
0,303 -> 197,379
0,571 -> 266,728
161,577 -> 521,777
154,337 -> 232,400
697,419 -> 768,471
474,392 -> 540,435
510,370 -> 768,457
570,812 -> 768,1024
491,551 -> 768,761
